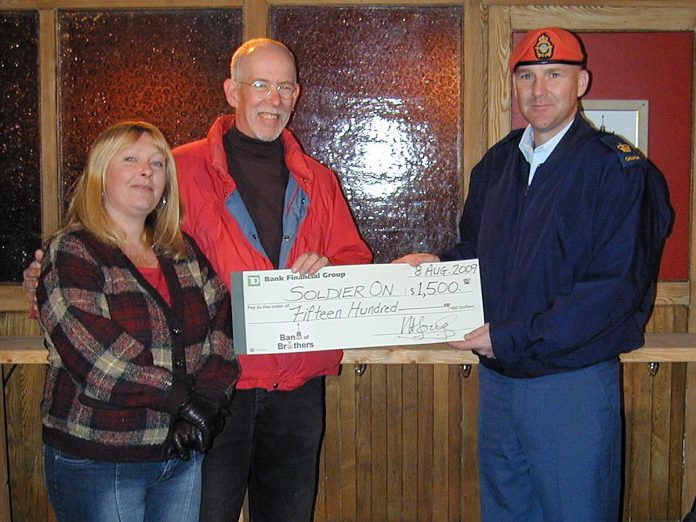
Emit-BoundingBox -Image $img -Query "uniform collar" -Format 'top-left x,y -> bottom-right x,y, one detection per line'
518,118 -> 574,165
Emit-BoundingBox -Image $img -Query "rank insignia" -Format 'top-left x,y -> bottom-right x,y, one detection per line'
600,134 -> 646,167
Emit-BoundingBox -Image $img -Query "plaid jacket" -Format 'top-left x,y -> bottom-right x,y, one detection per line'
37,228 -> 238,462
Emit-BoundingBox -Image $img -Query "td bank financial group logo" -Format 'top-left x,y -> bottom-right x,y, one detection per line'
247,275 -> 261,287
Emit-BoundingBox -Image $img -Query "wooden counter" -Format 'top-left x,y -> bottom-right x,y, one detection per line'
3,333 -> 696,365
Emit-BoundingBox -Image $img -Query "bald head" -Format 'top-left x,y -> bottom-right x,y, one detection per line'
223,38 -> 300,141
230,38 -> 297,82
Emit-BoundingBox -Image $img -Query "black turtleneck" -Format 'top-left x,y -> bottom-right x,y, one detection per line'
223,126 -> 289,268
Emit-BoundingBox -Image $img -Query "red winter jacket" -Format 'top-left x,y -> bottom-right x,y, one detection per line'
175,115 -> 372,391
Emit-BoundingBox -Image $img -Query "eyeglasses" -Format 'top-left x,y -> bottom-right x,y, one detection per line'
236,79 -> 297,100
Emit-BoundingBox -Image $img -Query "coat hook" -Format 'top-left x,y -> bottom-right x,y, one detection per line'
459,364 -> 472,378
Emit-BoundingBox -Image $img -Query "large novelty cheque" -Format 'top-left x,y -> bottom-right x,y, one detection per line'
231,260 -> 484,355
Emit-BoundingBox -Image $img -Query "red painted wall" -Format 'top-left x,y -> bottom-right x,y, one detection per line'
513,32 -> 693,281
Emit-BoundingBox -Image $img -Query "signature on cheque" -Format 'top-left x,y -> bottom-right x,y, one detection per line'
399,314 -> 458,341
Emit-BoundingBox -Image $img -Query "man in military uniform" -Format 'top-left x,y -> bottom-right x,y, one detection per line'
395,27 -> 672,521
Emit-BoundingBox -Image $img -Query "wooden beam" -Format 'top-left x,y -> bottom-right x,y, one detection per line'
4,333 -> 696,365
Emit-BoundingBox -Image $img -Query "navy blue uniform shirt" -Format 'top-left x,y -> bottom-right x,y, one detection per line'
442,114 -> 673,378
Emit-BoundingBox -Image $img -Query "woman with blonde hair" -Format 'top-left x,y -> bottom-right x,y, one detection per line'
37,121 -> 238,522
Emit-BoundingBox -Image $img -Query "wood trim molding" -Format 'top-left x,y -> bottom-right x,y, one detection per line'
686,10 -> 696,509
509,5 -> 696,30
656,282 -> 690,306
243,0 -> 268,39
3,333 -> 696,365
0,1 -> 240,8
689,24 -> 696,332
0,287 -> 30,313
485,0 -> 696,6
266,0 -> 462,4
39,10 -> 59,238
487,5 -> 511,147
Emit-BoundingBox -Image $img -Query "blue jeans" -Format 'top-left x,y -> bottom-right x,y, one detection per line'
200,377 -> 325,522
478,361 -> 622,522
44,444 -> 203,522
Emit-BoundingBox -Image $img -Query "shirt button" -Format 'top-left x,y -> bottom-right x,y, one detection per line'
283,235 -> 290,241
272,383 -> 279,389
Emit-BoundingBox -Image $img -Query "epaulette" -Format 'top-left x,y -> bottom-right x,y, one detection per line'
599,133 -> 647,168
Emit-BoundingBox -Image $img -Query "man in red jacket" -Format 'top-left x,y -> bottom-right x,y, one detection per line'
175,38 -> 372,521
25,38 -> 372,522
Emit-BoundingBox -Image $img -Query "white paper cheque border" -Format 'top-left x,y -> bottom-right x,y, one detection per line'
231,260 -> 483,355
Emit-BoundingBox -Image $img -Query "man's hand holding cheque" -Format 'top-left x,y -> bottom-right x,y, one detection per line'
450,323 -> 494,359
392,252 -> 492,359
290,252 -> 330,276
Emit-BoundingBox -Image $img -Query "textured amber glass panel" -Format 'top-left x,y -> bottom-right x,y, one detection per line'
59,10 -> 242,201
272,7 -> 462,262
0,12 -> 40,282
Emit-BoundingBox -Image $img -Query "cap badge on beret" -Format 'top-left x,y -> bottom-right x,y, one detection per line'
510,27 -> 585,71
534,34 -> 554,60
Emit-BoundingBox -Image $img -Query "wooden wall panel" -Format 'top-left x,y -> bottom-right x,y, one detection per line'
401,364 -> 419,520
446,365 -> 463,521
685,363 -> 696,512
0,366 -> 10,522
6,365 -> 49,522
460,367 -> 480,522
370,364 -> 387,520
461,0 -> 488,198
416,365 -> 434,521
1,1 -> 695,520
624,306 -> 689,520
385,365 -> 403,521
0,313 -> 53,522
668,363 -> 687,519
356,364 -> 371,521
317,364 -> 479,522
623,360 -> 689,521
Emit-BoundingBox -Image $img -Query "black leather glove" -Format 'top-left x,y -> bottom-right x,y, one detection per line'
177,395 -> 224,452
169,419 -> 204,460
